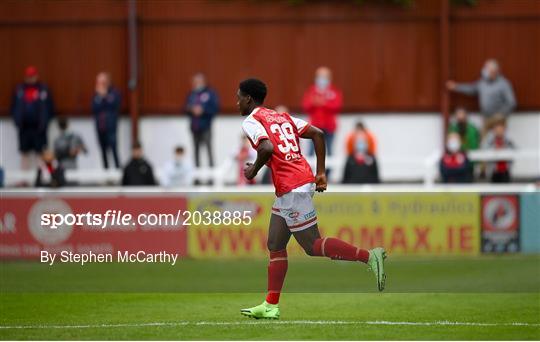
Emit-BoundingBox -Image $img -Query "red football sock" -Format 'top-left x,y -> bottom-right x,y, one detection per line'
312,237 -> 370,263
266,249 -> 288,305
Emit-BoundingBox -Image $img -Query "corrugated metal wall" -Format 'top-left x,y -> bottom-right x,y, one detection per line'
1,0 -> 539,115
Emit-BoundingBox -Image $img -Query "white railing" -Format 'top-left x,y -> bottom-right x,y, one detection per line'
3,149 -> 538,187
422,149 -> 539,185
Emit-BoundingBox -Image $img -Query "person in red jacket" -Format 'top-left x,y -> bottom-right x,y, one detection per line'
302,66 -> 343,156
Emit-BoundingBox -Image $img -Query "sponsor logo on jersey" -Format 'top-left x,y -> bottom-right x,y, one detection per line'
304,210 -> 316,220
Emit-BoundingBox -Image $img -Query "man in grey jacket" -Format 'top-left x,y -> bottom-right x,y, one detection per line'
447,59 -> 516,121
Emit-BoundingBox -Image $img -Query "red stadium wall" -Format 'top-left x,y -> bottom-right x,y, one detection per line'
1,0 -> 539,115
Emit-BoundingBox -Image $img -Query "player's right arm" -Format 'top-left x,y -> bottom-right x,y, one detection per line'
244,140 -> 273,180
242,116 -> 273,180
301,125 -> 327,192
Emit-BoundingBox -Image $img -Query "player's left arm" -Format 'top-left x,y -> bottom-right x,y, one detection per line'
244,139 -> 273,180
301,126 -> 327,192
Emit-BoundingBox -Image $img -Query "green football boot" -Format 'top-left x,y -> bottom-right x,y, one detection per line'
367,247 -> 387,292
240,301 -> 280,320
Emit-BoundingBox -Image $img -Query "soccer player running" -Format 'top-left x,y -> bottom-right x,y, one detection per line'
238,78 -> 386,320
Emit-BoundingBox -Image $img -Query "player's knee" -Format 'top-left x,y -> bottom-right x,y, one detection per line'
267,240 -> 284,252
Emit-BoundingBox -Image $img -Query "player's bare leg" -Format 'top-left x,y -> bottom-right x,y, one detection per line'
241,214 -> 291,319
293,224 -> 387,292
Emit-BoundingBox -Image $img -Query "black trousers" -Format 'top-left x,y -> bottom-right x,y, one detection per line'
98,132 -> 120,169
192,129 -> 214,167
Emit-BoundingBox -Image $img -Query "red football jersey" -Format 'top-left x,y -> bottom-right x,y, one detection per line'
242,107 -> 315,196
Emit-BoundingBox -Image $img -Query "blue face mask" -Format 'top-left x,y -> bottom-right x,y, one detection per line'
315,76 -> 330,90
355,139 -> 367,154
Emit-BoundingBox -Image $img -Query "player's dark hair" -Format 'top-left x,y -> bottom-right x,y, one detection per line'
239,78 -> 267,105
175,146 -> 184,154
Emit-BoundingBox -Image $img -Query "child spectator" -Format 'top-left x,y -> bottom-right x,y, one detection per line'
53,117 -> 87,170
482,119 -> 515,183
160,146 -> 194,187
439,132 -> 473,183
35,150 -> 65,188
122,142 -> 156,186
448,108 -> 480,151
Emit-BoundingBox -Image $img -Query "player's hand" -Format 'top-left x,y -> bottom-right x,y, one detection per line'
315,172 -> 327,192
243,162 -> 257,180
446,80 -> 457,91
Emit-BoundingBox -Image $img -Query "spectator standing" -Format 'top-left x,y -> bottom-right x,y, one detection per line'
447,59 -> 516,134
122,142 -> 156,186
302,66 -> 343,155
184,73 -> 219,167
346,121 -> 377,156
10,66 -> 54,170
482,120 -> 515,183
439,133 -> 473,183
53,117 -> 87,170
35,150 -> 65,188
160,146 -> 194,187
342,132 -> 379,184
92,72 -> 121,169
447,108 -> 480,151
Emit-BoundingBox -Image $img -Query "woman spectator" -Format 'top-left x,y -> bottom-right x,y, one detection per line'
342,134 -> 379,184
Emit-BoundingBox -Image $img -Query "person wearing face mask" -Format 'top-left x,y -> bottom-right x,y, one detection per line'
342,134 -> 379,184
346,121 -> 377,156
446,59 -> 516,135
160,146 -> 194,187
439,133 -> 473,183
302,66 -> 343,156
448,107 -> 480,151
184,73 -> 220,168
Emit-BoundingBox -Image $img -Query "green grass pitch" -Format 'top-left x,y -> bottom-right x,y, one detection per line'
1,255 -> 539,340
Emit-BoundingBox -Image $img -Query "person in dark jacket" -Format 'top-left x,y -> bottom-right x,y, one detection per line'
122,142 -> 156,186
439,133 -> 473,183
342,135 -> 379,184
92,72 -> 121,169
11,66 -> 55,170
35,150 -> 66,188
184,73 -> 219,167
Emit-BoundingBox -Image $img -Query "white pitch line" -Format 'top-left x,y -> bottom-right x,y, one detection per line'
0,320 -> 539,330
